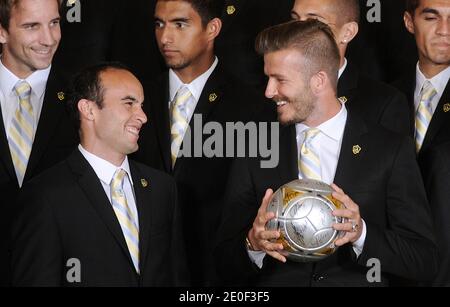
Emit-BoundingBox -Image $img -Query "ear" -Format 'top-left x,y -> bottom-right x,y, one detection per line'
404,12 -> 415,35
206,17 -> 222,41
310,71 -> 327,95
78,99 -> 95,121
0,24 -> 9,44
338,21 -> 359,45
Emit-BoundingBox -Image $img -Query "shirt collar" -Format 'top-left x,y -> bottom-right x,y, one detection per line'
416,62 -> 450,98
78,145 -> 133,186
338,58 -> 348,79
0,58 -> 50,100
169,57 -> 219,103
296,103 -> 348,142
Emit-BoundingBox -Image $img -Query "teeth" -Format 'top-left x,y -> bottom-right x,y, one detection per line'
33,49 -> 51,54
277,101 -> 287,107
127,127 -> 139,135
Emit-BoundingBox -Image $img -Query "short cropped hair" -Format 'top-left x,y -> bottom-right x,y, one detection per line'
157,0 -> 224,27
66,62 -> 134,131
255,19 -> 340,90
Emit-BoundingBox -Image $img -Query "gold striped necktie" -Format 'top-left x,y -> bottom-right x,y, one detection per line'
111,169 -> 140,273
8,80 -> 33,186
170,86 -> 193,167
299,128 -> 322,181
415,81 -> 437,152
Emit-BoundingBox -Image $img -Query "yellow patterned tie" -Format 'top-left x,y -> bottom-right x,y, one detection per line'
8,80 -> 33,186
299,128 -> 322,181
170,86 -> 193,167
111,169 -> 140,273
415,81 -> 437,152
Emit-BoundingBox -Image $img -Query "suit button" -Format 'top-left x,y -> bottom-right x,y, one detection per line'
313,274 -> 325,282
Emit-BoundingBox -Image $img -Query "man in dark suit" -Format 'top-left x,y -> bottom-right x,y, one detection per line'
215,20 -> 437,286
291,0 -> 410,136
215,0 -> 293,89
420,139 -> 450,286
0,0 -> 78,286
10,63 -> 187,286
394,0 -> 450,157
135,0 -> 272,286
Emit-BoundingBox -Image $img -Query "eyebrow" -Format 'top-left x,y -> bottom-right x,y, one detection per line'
154,16 -> 190,23
121,96 -> 139,102
421,8 -> 440,15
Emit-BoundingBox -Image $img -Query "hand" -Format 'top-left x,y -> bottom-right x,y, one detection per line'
247,189 -> 286,263
331,184 -> 363,246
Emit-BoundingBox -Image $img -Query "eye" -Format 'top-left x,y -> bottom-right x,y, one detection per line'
175,22 -> 187,29
24,23 -> 38,30
50,20 -> 60,27
155,20 -> 164,28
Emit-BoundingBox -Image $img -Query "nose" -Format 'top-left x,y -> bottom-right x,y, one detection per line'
436,18 -> 450,36
158,27 -> 173,46
40,25 -> 60,47
136,105 -> 148,125
265,78 -> 278,99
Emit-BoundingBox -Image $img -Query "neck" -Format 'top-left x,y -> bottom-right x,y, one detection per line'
419,59 -> 449,79
1,54 -> 33,79
81,141 -> 126,167
174,53 -> 215,84
304,97 -> 341,127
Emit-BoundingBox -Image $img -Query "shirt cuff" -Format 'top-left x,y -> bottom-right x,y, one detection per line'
247,249 -> 266,269
352,219 -> 367,258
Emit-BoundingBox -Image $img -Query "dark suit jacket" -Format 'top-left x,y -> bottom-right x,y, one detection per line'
134,63 -> 273,286
215,0 -> 293,89
419,140 -> 450,286
0,68 -> 78,286
215,111 -> 438,286
393,68 -> 450,157
339,62 -> 410,136
10,150 -> 187,286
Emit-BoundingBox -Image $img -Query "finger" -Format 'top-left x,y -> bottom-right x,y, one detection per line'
332,222 -> 355,232
332,209 -> 355,219
261,189 -> 274,211
267,250 -> 287,263
334,236 -> 351,247
331,183 -> 344,193
260,240 -> 284,252
256,211 -> 276,227
257,230 -> 281,241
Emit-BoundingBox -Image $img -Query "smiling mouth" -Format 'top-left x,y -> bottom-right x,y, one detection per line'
126,126 -> 141,137
276,101 -> 288,107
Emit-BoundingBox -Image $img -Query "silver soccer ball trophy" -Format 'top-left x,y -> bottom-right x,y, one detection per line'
266,179 -> 345,262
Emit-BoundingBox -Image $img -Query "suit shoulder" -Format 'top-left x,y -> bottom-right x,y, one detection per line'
359,75 -> 407,101
130,160 -> 176,187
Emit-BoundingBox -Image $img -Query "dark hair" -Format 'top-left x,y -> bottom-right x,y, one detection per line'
157,0 -> 224,27
66,62 -> 134,131
405,0 -> 420,15
0,0 -> 62,30
255,19 -> 341,91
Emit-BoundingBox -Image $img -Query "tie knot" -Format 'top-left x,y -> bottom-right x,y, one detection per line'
173,86 -> 192,107
112,168 -> 127,189
304,128 -> 320,141
14,80 -> 32,100
420,81 -> 437,102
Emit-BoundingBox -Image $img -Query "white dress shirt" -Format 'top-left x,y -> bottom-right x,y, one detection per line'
338,58 -> 348,80
78,145 -> 139,229
0,59 -> 51,140
414,64 -> 450,116
168,57 -> 219,123
249,103 -> 367,268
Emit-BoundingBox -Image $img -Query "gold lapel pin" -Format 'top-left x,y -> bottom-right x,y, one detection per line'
227,5 -> 236,15
353,145 -> 362,155
57,92 -> 65,101
339,96 -> 348,104
209,93 -> 218,103
140,179 -> 149,188
443,103 -> 450,113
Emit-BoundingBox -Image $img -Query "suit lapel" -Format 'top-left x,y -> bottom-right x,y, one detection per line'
276,125 -> 299,184
129,162 -> 152,274
67,150 -> 136,270
172,65 -> 226,172
151,74 -> 172,173
337,62 -> 359,99
422,80 -> 450,152
0,107 -> 17,183
25,69 -> 67,180
333,112 -> 368,187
